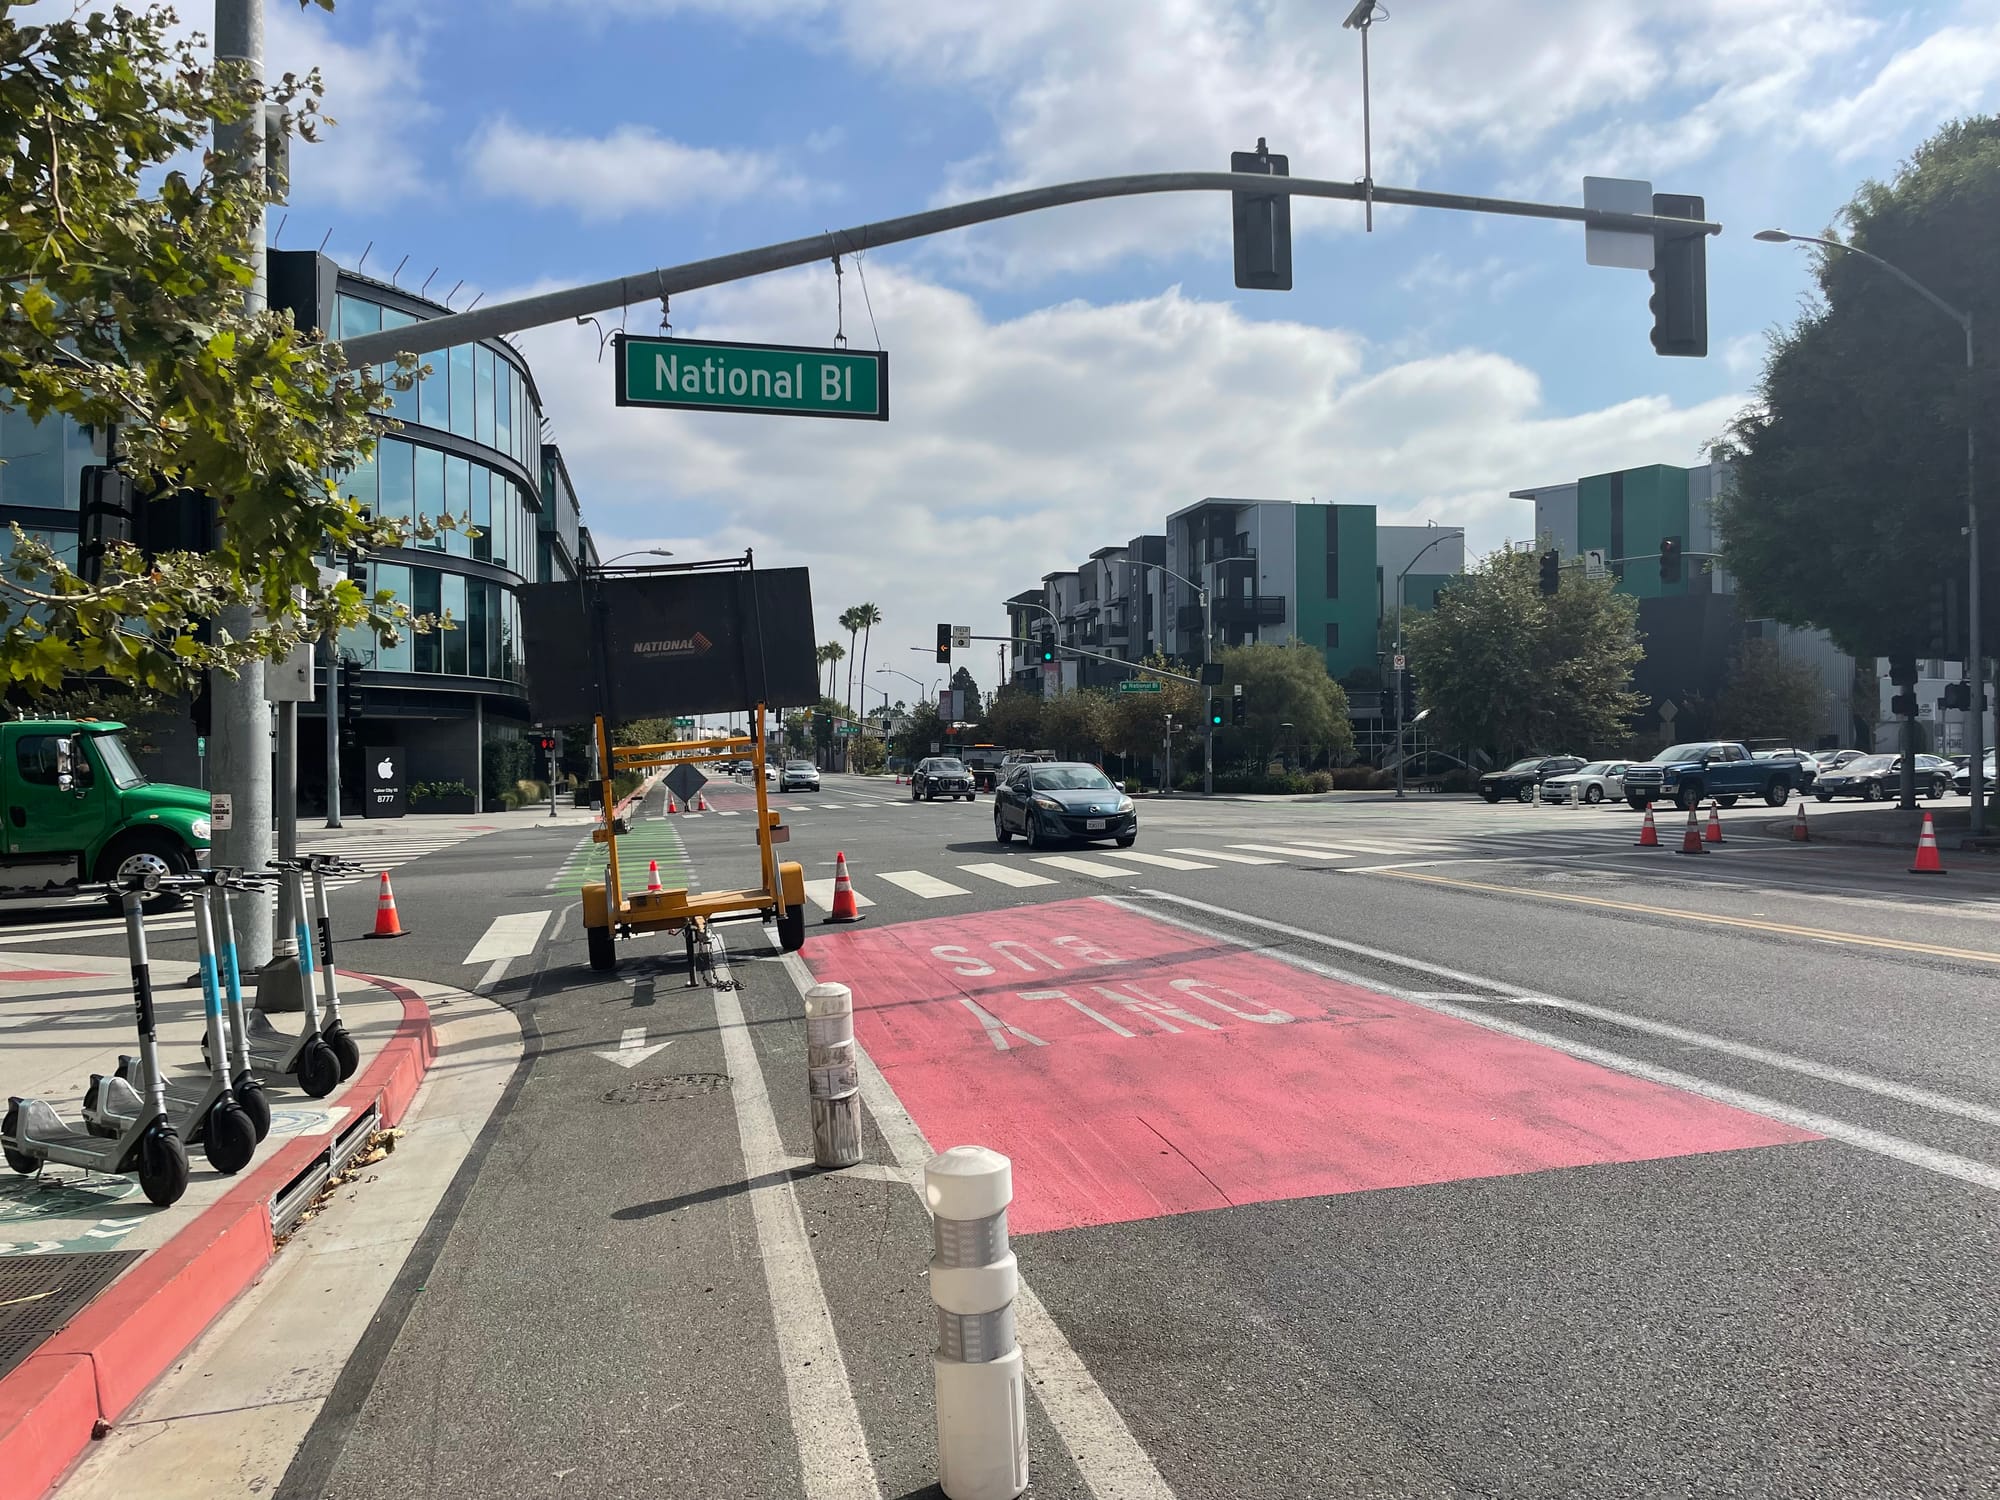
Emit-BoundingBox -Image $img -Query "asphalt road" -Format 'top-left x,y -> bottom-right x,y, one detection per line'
29,775 -> 1997,1497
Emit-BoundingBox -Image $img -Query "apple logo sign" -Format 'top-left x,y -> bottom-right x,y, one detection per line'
376,757 -> 395,779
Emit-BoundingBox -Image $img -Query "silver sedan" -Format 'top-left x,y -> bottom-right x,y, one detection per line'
1539,761 -> 1629,805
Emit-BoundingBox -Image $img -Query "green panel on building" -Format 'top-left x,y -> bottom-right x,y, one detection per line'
1294,504 -> 1378,681
1576,464 -> 1692,599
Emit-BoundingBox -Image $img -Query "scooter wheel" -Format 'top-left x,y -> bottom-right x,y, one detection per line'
236,1080 -> 272,1142
201,1100 -> 258,1174
296,1039 -> 341,1099
138,1128 -> 190,1206
3,1104 -> 38,1175
324,1023 -> 361,1081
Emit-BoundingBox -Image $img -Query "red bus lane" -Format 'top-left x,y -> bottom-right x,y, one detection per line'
807,898 -> 1816,1233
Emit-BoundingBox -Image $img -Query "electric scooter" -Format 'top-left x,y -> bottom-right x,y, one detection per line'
91,871 -> 266,1173
209,861 -> 344,1098
2,873 -> 192,1206
296,854 -> 363,1079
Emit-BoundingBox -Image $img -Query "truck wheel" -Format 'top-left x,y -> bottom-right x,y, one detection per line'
1674,784 -> 1704,811
1627,797 -> 1649,811
776,902 -> 806,954
1716,796 -> 1740,809
586,923 -> 616,972
1763,779 -> 1792,807
96,833 -> 192,910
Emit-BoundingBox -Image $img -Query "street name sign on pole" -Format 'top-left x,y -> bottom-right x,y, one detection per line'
1118,679 -> 1163,693
615,334 -> 888,421
950,625 -> 971,648
1584,176 -> 1654,269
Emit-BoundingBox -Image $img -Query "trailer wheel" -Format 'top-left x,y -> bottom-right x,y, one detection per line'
587,922 -> 617,972
777,902 -> 806,954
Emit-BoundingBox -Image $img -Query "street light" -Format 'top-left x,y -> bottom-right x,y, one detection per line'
598,547 -> 676,567
1132,560 -> 1214,795
1392,528 -> 1463,800
1754,228 -> 1981,832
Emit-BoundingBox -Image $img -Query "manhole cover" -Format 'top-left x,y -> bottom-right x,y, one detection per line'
0,1250 -> 139,1382
603,1072 -> 731,1105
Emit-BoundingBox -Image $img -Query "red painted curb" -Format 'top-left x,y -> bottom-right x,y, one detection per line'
0,980 -> 435,1500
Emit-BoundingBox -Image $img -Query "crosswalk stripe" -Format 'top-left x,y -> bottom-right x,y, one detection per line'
1031,855 -> 1140,878
1099,850 -> 1213,871
714,810 -> 741,817
463,910 -> 552,965
1167,847 -> 1278,865
957,862 -> 1058,888
1228,843 -> 1357,860
803,878 -> 876,912
877,871 -> 971,899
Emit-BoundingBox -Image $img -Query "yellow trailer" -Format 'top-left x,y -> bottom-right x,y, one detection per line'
581,705 -> 806,972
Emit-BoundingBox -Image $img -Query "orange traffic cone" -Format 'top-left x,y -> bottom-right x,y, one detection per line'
667,795 -> 678,815
1636,804 -> 1660,848
824,850 -> 864,923
1704,801 -> 1724,844
1910,811 -> 1947,874
365,872 -> 406,938
1676,806 -> 1706,855
647,858 -> 664,894
1792,804 -> 1810,842
697,793 -> 708,812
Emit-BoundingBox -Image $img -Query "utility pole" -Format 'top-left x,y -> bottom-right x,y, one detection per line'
323,636 -> 342,827
1163,714 -> 1175,797
212,0 -> 272,968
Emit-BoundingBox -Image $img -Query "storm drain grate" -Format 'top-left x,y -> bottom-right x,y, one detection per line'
603,1072 -> 731,1105
0,1250 -> 139,1381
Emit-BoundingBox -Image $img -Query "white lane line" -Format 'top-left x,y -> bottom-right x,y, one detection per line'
776,952 -> 1177,1500
820,803 -> 848,809
1099,850 -> 1215,871
1166,848 -> 1278,865
1226,843 -> 1358,860
877,870 -> 972,899
803,878 -> 876,912
1118,890 -> 2000,1192
1031,855 -> 1140,878
957,862 -> 1059,888
714,810 -> 742,817
462,910 -> 552,966
712,936 -> 879,1500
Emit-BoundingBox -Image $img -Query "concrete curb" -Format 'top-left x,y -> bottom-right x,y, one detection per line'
0,976 -> 437,1500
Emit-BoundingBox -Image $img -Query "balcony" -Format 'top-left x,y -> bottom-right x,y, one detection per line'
1214,595 -> 1286,626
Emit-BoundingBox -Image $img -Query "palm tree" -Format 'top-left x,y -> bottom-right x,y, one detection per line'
839,605 -> 865,714
851,602 -> 883,723
817,641 -> 844,702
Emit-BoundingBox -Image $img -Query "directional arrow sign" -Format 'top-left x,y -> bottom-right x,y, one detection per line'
665,762 -> 708,804
594,1026 -> 672,1069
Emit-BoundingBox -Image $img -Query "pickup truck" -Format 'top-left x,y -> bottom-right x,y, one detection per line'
0,720 -> 211,902
1619,741 -> 1806,811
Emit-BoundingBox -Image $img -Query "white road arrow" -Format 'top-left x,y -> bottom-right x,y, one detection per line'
594,1026 -> 672,1069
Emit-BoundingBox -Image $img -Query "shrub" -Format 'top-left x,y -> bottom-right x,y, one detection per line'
515,778 -> 549,804
1124,778 -> 1141,794
1304,771 -> 1334,793
611,769 -> 643,801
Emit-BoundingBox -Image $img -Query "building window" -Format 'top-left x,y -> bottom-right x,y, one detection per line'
1324,517 -> 1340,598
442,573 -> 468,675
474,346 -> 496,448
0,407 -> 97,511
336,294 -> 380,342
449,345 -> 475,437
1324,623 -> 1339,649
377,438 -> 413,525
412,567 -> 440,672
472,468 -> 492,564
373,563 -> 411,671
494,361 -> 512,456
382,310 -> 420,422
342,446 -> 377,513
414,445 -> 444,548
418,349 -> 449,430
1609,471 -> 1626,577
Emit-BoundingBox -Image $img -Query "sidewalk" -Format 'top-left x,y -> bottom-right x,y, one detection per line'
1757,798 -> 2000,853
0,950 -> 446,1500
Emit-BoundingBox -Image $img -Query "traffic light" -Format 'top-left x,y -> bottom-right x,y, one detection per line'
1401,674 -> 1417,720
1538,549 -> 1561,596
1231,683 -> 1247,726
78,466 -> 137,585
1648,192 -> 1708,358
1039,628 -> 1055,664
1943,682 -> 1971,711
1209,696 -> 1224,729
1230,139 -> 1292,292
1891,689 -> 1918,718
1659,537 -> 1682,583
536,733 -> 556,756
936,621 -> 952,664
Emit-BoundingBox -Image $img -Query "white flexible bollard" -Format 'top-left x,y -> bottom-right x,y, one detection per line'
926,1146 -> 1028,1500
804,982 -> 862,1168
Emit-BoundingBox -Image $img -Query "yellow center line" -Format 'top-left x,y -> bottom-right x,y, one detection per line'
1374,868 -> 2000,965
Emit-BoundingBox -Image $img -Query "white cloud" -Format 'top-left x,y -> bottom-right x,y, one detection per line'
268,1 -> 432,207
466,119 -> 805,221
1799,19 -> 2000,161
513,264 -> 1740,688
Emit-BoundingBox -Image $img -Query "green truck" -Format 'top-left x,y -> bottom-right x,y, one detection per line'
0,720 -> 211,901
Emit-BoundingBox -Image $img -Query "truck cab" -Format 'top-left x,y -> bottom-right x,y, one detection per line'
0,721 -> 210,898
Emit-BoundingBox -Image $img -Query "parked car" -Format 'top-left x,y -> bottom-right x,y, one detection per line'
1752,748 -> 1822,791
1818,749 -> 1870,772
1538,761 -> 1630,804
993,762 -> 1136,848
1478,755 -> 1585,803
1619,742 -> 1806,810
1954,753 -> 1997,795
779,760 -> 820,792
765,762 -> 780,783
912,756 -> 976,801
1816,753 -> 1954,801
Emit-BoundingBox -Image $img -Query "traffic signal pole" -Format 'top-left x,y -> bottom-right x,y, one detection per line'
322,637 -> 342,828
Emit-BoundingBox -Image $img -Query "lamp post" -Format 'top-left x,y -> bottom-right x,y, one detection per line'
1754,229 -> 1981,834
1393,529 -> 1462,800
1134,561 -> 1213,794
598,547 -> 676,567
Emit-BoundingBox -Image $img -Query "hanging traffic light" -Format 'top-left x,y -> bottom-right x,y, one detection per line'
1230,139 -> 1292,291
1209,697 -> 1225,729
1039,629 -> 1056,664
1231,683 -> 1247,726
1648,192 -> 1708,358
77,466 -> 137,586
936,621 -> 952,664
1538,550 -> 1561,596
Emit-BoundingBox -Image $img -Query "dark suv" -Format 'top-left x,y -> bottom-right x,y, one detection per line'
1478,755 -> 1585,803
912,757 -> 975,801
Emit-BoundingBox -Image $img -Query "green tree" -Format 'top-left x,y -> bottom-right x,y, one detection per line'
0,1 -> 420,697
1404,547 -> 1645,759
949,664 -> 983,722
1718,118 -> 2000,679
837,606 -> 866,712
850,601 -> 882,717
817,640 -> 844,702
1102,657 -> 1200,769
1213,642 -> 1354,771
984,684 -> 1043,749
1040,688 -> 1112,760
1715,639 -> 1831,743
896,700 -> 943,764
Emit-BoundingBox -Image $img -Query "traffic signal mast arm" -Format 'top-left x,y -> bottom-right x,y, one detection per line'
994,633 -> 1200,684
334,173 -> 1721,368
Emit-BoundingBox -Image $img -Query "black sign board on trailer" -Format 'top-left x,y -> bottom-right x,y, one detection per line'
517,561 -> 818,725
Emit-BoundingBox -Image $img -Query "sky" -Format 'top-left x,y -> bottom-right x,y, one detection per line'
254,0 -> 2000,701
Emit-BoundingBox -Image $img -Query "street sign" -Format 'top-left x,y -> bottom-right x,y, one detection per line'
615,334 -> 888,422
1392,654 -> 1406,672
665,763 -> 708,804
1583,176 -> 1655,269
950,625 -> 971,649
210,792 -> 232,830
1118,679 -> 1162,693
835,724 -> 860,737
1584,548 -> 1607,578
